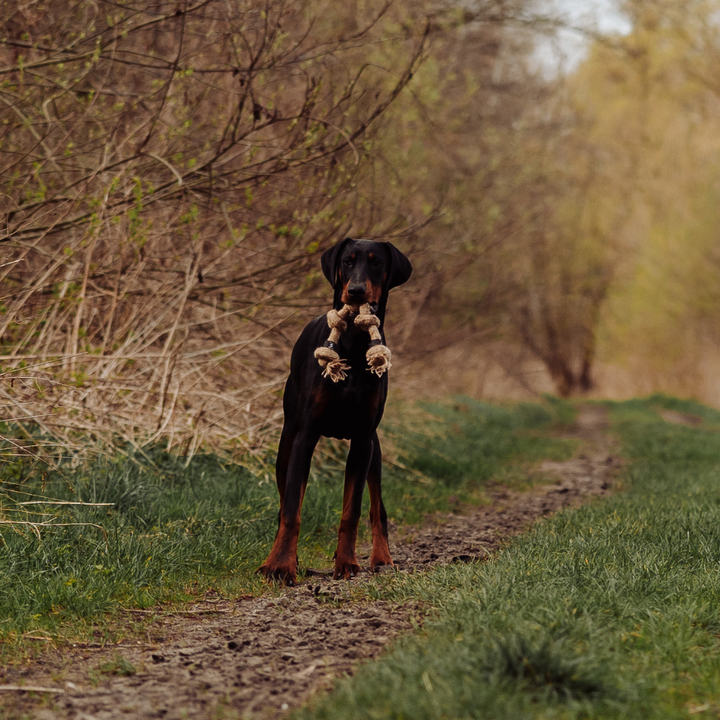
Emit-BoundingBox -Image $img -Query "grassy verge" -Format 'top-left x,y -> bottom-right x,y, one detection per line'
0,397 -> 573,657
298,395 -> 720,720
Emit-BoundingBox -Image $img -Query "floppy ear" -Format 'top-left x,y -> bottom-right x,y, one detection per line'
384,242 -> 413,289
321,237 -> 353,288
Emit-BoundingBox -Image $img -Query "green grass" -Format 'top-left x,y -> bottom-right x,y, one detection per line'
298,397 -> 720,719
0,397 -> 573,655
382,396 -> 575,522
0,451 -> 278,643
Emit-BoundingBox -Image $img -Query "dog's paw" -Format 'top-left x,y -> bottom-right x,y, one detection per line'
370,550 -> 394,572
257,562 -> 297,586
332,560 -> 361,580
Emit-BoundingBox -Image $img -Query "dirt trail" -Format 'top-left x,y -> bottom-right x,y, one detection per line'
1,406 -> 621,720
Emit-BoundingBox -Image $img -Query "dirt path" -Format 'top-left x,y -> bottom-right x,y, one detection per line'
1,406 -> 621,720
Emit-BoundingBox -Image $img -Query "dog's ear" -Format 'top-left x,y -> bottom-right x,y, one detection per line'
321,237 -> 353,288
384,242 -> 413,290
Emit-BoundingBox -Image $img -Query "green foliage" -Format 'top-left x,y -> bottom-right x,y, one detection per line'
299,397 -> 720,719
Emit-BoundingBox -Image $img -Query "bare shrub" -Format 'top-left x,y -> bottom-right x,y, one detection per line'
0,0 -> 427,460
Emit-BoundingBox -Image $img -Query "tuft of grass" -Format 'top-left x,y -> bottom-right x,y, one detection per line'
486,631 -> 610,700
97,653 -> 137,677
298,397 -> 720,720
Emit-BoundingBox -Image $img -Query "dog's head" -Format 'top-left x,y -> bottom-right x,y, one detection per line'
321,238 -> 412,316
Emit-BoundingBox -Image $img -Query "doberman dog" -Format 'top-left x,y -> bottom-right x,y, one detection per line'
259,238 -> 412,585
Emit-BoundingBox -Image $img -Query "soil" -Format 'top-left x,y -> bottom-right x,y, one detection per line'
0,406 -> 622,720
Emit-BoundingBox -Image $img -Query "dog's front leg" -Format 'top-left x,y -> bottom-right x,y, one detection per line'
367,431 -> 393,571
260,428 -> 319,585
334,436 -> 372,579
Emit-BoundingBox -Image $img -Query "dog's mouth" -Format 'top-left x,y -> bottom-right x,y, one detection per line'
347,301 -> 378,317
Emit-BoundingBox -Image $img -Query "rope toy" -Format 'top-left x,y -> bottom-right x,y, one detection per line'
314,303 -> 392,382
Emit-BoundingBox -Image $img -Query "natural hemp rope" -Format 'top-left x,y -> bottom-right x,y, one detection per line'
314,303 -> 392,382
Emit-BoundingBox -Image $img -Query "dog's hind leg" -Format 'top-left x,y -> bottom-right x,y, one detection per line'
334,436 -> 372,579
367,431 -> 393,571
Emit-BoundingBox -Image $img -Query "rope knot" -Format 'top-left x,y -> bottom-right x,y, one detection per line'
354,312 -> 380,332
314,303 -> 393,381
327,308 -> 348,332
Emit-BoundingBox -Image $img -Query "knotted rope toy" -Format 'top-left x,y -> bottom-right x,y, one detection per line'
314,303 -> 392,382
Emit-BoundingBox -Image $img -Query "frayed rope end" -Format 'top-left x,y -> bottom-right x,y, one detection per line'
314,346 -> 351,383
366,343 -> 392,377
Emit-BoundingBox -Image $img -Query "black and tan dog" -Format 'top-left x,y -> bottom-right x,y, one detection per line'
259,238 -> 412,585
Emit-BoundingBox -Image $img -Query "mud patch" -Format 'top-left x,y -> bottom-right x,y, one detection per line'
658,409 -> 703,427
0,406 -> 621,720
392,404 -> 620,568
2,592 -> 415,720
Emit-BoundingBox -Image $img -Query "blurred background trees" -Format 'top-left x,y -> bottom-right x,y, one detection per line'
3,0 -> 720,457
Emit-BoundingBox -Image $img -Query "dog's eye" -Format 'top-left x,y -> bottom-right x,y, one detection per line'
370,257 -> 382,268
343,257 -> 354,266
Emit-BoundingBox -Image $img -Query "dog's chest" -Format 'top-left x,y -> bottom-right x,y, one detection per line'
313,374 -> 385,439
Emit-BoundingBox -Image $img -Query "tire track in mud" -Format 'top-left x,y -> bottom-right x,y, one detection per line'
1,406 -> 622,720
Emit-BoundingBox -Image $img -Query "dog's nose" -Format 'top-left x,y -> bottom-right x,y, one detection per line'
347,283 -> 367,301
